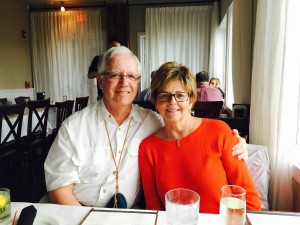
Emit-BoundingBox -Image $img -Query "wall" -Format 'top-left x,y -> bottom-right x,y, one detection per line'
129,5 -> 147,55
220,0 -> 232,23
0,0 -> 32,90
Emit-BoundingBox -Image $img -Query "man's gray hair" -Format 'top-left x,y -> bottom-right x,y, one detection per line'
98,46 -> 141,75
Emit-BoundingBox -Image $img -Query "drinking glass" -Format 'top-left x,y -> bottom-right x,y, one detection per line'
62,95 -> 67,101
219,185 -> 246,225
0,188 -> 11,222
165,188 -> 200,225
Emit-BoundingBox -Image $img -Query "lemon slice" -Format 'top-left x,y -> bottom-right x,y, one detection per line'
0,194 -> 7,208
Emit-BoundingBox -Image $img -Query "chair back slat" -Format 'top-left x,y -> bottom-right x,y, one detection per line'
0,103 -> 25,145
75,96 -> 89,112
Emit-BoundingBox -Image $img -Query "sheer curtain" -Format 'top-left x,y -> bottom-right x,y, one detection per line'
144,5 -> 213,91
250,0 -> 300,211
209,1 -> 225,89
30,9 -> 102,103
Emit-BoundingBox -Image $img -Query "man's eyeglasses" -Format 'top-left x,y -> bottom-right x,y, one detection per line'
157,92 -> 190,102
103,72 -> 141,82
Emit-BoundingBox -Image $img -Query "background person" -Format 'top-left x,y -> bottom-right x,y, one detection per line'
209,77 -> 225,99
139,70 -> 156,101
139,61 -> 261,213
45,47 -> 249,209
87,40 -> 121,100
196,71 -> 223,101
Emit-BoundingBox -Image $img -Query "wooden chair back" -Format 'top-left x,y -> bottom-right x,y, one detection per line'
192,101 -> 223,118
132,100 -> 156,111
75,96 -> 89,112
55,100 -> 74,129
0,103 -> 25,146
0,98 -> 8,105
27,99 -> 50,140
15,96 -> 31,105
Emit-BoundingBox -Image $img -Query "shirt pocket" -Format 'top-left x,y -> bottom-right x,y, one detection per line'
72,147 -> 108,183
123,138 -> 140,180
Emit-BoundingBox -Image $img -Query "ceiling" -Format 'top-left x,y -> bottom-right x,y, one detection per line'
16,0 -> 215,10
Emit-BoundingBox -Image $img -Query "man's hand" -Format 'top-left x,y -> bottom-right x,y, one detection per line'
232,129 -> 248,161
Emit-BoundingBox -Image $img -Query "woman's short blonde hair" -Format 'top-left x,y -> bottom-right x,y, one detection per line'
150,61 -> 197,105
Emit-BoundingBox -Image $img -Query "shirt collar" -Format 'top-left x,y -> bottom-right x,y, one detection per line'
97,100 -> 143,124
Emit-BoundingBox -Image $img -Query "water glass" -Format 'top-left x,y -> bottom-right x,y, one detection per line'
0,188 -> 11,222
62,95 -> 67,101
165,188 -> 200,225
219,185 -> 246,225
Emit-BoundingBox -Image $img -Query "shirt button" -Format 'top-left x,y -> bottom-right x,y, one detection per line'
118,150 -> 121,153
118,128 -> 121,131
113,171 -> 116,174
102,189 -> 106,193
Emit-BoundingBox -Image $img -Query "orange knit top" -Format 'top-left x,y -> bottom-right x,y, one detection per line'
139,118 -> 261,213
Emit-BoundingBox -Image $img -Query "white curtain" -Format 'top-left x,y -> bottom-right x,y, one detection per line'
144,5 -> 213,91
250,0 -> 300,211
209,1 -> 225,89
30,9 -> 102,103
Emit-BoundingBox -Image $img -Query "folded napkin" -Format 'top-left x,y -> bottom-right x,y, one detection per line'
17,205 -> 37,225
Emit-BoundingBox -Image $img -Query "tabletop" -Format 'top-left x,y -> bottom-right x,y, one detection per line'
3,202 -> 300,225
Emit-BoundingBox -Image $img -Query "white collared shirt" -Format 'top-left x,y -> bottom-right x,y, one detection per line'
44,100 -> 163,208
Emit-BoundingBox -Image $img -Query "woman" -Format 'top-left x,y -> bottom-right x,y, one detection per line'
138,62 -> 261,213
209,77 -> 225,98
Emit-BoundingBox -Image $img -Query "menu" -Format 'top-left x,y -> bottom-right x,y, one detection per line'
80,208 -> 158,225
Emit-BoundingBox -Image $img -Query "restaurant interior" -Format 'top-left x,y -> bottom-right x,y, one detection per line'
0,0 -> 300,220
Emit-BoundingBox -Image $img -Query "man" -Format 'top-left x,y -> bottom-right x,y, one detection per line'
139,70 -> 156,101
196,71 -> 223,101
45,46 -> 248,208
87,40 -> 121,100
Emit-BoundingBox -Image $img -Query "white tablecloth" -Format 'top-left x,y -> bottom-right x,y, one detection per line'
3,202 -> 300,225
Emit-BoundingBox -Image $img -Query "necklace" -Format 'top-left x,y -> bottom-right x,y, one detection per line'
104,116 -> 133,208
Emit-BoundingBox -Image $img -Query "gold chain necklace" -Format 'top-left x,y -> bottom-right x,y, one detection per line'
104,116 -> 133,208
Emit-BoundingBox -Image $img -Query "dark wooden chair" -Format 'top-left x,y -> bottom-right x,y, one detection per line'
75,96 -> 89,112
0,103 -> 25,192
0,98 -> 8,105
133,100 -> 156,111
55,100 -> 74,129
15,96 -> 31,105
192,101 -> 224,118
48,100 -> 74,147
19,98 -> 51,202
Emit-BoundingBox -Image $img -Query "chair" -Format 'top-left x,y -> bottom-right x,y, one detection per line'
55,100 -> 74,129
132,100 -> 156,112
15,96 -> 31,105
0,103 -> 25,191
192,101 -> 223,118
75,96 -> 89,112
48,100 -> 74,146
0,98 -> 8,105
19,99 -> 51,202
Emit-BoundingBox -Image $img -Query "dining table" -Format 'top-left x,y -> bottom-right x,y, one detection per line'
3,202 -> 300,225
